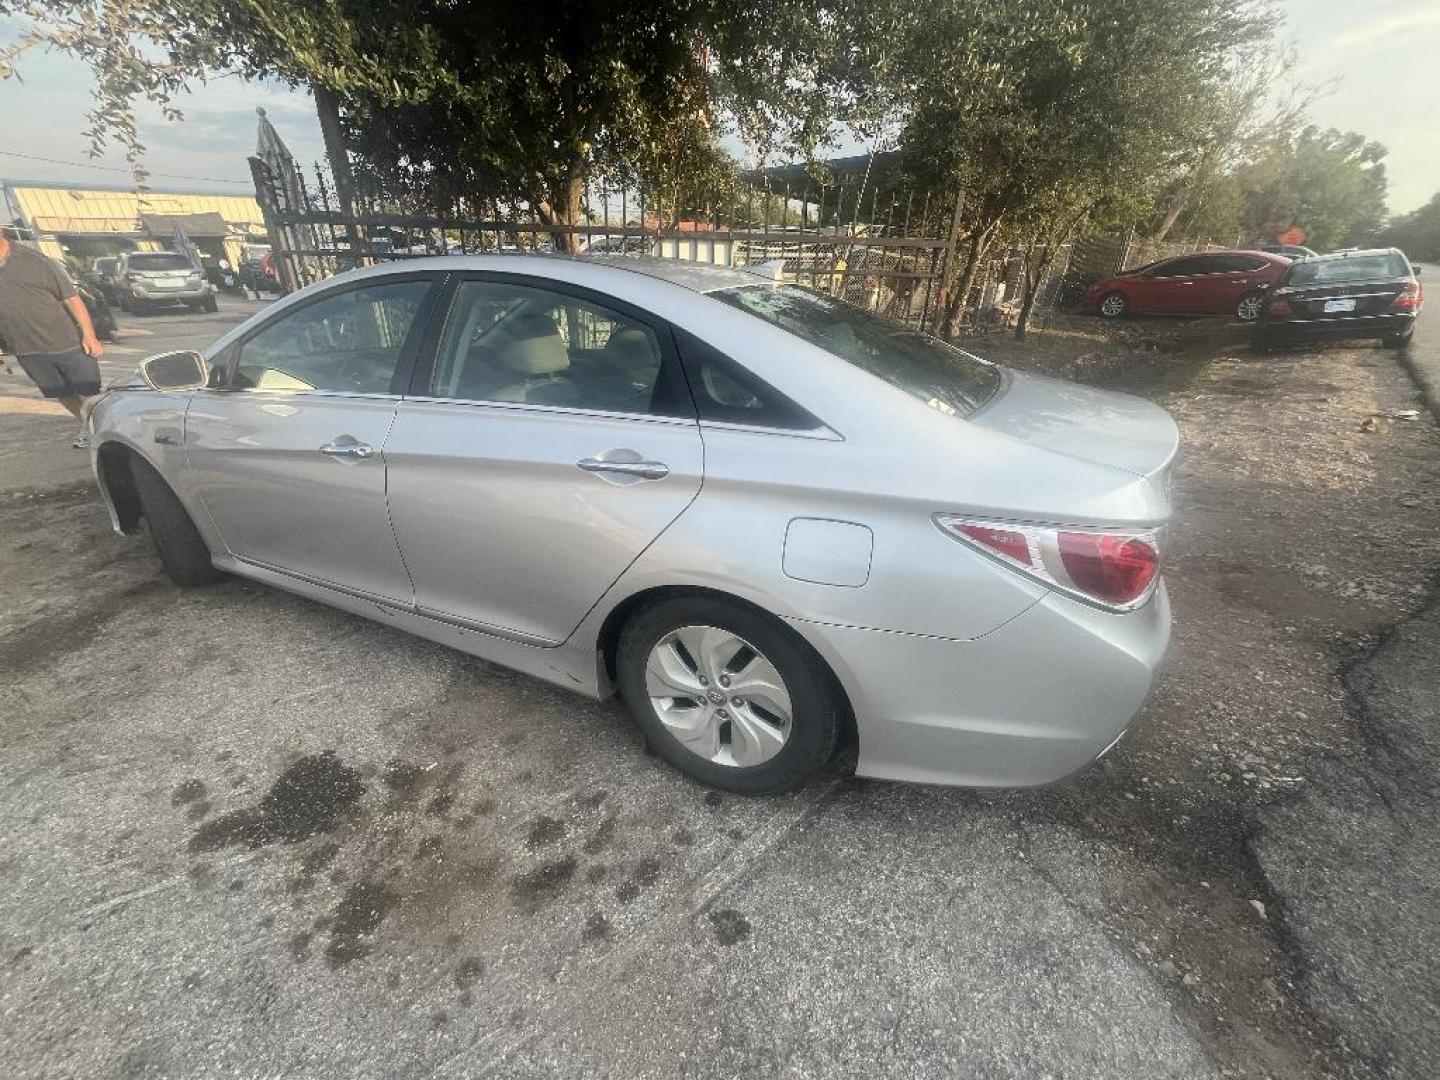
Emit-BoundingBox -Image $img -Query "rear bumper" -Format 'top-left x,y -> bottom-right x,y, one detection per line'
788,582 -> 1171,788
131,285 -> 211,303
1257,312 -> 1415,342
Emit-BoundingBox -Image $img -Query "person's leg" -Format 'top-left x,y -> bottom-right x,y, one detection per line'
55,395 -> 84,420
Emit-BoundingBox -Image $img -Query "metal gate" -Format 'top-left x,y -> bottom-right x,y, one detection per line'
248,153 -> 963,331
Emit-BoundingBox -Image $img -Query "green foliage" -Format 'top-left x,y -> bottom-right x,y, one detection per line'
1382,192 -> 1440,262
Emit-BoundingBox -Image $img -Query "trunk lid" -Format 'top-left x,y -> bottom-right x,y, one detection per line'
969,369 -> 1179,479
1282,280 -> 1407,320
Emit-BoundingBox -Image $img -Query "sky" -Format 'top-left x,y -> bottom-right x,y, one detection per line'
1,0 -> 1438,215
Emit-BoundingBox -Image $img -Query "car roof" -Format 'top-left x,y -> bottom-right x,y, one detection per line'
333,253 -> 778,294
1300,247 -> 1404,263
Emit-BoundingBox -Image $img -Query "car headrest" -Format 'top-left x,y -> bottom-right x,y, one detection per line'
603,327 -> 654,361
492,317 -> 569,375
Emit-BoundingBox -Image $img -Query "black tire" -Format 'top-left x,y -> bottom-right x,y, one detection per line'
129,455 -> 222,587
617,596 -> 841,794
1098,291 -> 1129,319
1384,327 -> 1415,349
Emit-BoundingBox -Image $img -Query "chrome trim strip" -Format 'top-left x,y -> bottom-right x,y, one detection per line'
231,555 -> 559,647
413,605 -> 559,647
400,394 -> 696,427
231,555 -> 407,606
699,419 -> 842,441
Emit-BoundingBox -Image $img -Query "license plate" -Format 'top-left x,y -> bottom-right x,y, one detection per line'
154,279 -> 183,289
1323,298 -> 1356,313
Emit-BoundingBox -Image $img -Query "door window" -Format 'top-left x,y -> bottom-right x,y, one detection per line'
431,279 -> 688,415
1155,255 -> 1226,277
1210,255 -> 1268,273
233,279 -> 432,393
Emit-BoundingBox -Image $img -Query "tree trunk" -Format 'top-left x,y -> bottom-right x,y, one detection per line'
944,224 -> 996,337
929,187 -> 967,334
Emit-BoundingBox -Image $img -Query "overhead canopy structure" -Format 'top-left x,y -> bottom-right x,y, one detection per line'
138,212 -> 231,238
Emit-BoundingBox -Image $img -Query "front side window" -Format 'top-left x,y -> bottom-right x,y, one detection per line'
432,279 -> 684,415
710,285 -> 1001,417
234,279 -> 432,393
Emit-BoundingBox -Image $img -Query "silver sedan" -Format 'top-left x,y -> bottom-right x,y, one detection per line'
89,256 -> 1177,793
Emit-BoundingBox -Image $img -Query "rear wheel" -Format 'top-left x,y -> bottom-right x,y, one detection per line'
1098,292 -> 1129,319
1236,291 -> 1265,322
129,455 -> 222,587
617,596 -> 840,794
1384,326 -> 1415,348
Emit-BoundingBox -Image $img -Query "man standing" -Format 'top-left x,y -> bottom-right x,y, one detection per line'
0,231 -> 105,448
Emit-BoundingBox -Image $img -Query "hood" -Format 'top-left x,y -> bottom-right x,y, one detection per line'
969,370 -> 1179,478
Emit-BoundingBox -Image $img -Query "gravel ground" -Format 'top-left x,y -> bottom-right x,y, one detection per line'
1,298 -> 1437,1078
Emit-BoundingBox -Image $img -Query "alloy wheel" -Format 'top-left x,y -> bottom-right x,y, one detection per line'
644,625 -> 792,768
1100,293 -> 1126,317
1236,294 -> 1264,321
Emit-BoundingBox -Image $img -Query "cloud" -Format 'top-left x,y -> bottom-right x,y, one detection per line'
1328,7 -> 1440,50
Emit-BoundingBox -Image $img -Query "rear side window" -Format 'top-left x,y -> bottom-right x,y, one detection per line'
673,329 -> 821,430
126,253 -> 195,272
710,285 -> 1000,418
1285,253 -> 1409,286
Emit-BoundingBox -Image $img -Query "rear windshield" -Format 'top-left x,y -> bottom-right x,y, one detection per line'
127,253 -> 195,271
711,285 -> 1002,417
1285,253 -> 1408,286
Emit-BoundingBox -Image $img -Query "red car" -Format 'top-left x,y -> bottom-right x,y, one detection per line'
1083,250 -> 1292,322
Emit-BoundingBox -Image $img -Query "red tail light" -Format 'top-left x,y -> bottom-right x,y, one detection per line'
1389,282 -> 1422,311
937,515 -> 1162,610
1267,298 -> 1293,316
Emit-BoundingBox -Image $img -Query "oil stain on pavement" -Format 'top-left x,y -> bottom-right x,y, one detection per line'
188,752 -> 366,853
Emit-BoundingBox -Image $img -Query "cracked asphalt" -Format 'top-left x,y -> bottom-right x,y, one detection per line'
1,295 -> 1437,1078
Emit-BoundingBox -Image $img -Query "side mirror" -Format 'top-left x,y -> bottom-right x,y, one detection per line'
1413,266 -> 1422,277
139,350 -> 210,392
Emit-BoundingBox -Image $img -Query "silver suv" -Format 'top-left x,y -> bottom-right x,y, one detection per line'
115,251 -> 217,314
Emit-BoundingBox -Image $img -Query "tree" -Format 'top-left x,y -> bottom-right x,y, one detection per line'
2,1 -> 866,251
881,0 -> 1277,336
1382,192 -> 1440,262
1232,127 -> 1387,250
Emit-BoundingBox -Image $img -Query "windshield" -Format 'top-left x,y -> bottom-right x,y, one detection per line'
711,285 -> 1002,417
1286,253 -> 1408,286
128,253 -> 195,272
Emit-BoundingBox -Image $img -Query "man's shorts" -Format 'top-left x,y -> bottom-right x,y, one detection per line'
16,348 -> 101,398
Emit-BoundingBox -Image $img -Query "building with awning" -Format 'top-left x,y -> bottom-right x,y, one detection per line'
1,181 -> 268,269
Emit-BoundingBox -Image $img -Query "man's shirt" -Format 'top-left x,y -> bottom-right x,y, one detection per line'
0,244 -> 81,356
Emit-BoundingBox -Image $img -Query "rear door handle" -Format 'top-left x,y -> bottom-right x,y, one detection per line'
319,440 -> 374,460
577,457 -> 669,480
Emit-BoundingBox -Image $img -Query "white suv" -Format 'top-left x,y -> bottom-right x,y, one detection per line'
115,251 -> 217,314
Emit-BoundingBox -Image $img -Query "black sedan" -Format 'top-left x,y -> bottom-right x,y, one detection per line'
1255,248 -> 1421,349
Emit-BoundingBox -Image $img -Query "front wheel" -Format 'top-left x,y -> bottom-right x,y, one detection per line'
1098,292 -> 1129,319
129,455 -> 222,587
1236,292 -> 1266,322
617,596 -> 841,794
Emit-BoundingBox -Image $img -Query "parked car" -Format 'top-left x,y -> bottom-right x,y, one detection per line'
1084,250 -> 1292,321
75,281 -> 118,342
114,251 -> 218,314
87,256 -> 121,304
1255,243 -> 1317,259
1254,248 -> 1422,350
88,257 -> 1176,794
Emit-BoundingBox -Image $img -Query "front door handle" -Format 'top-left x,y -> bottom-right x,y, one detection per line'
319,440 -> 375,460
577,457 -> 669,481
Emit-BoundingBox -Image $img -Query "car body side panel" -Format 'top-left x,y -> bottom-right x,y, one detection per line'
383,400 -> 705,644
792,583 -> 1171,787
